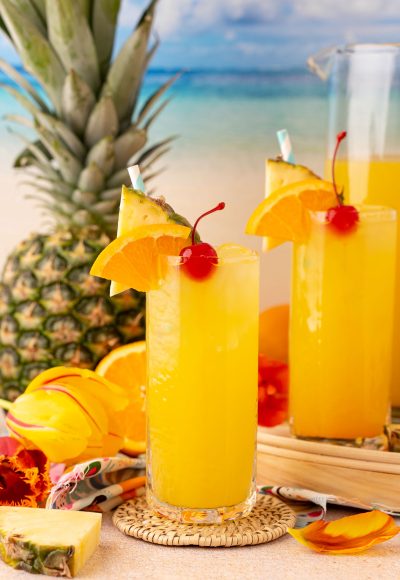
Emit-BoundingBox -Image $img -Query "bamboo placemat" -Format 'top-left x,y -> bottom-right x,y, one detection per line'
113,494 -> 296,548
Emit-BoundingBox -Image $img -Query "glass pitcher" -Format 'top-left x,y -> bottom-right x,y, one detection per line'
309,44 -> 400,416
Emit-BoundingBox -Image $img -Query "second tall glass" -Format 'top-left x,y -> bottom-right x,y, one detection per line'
290,206 -> 397,446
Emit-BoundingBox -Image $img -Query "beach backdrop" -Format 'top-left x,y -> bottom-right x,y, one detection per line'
0,0 -> 397,307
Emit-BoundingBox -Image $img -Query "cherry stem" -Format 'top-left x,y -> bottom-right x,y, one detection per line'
191,202 -> 225,245
332,130 -> 347,205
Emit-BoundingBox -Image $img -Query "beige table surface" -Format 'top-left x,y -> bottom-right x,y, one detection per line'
1,509 -> 399,580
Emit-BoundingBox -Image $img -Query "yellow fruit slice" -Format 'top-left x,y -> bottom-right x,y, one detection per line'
111,186 -> 172,296
246,179 -> 337,244
216,242 -> 256,259
90,223 -> 191,292
96,341 -> 146,454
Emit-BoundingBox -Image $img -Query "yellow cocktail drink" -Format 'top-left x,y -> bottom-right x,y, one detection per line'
290,206 -> 397,442
325,158 -> 400,409
146,246 -> 259,522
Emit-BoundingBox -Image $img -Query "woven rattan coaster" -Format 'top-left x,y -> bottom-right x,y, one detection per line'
113,494 -> 296,547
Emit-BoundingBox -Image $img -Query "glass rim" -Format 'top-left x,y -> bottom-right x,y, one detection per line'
339,43 -> 400,55
165,249 -> 259,266
310,204 -> 397,223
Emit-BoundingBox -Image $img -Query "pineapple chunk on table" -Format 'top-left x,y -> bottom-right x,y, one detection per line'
0,507 -> 101,577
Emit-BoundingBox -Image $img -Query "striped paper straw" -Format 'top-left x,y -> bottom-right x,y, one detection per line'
128,164 -> 145,191
276,129 -> 296,164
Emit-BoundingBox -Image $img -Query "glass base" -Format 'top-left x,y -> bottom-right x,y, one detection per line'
147,486 -> 257,524
292,433 -> 388,451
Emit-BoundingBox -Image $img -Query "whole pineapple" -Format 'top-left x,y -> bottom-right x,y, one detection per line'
0,0 -> 175,400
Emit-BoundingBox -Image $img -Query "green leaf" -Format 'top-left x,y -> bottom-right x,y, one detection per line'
0,0 -> 65,113
72,189 -> 96,205
78,0 -> 91,20
46,0 -> 100,92
31,0 -> 46,21
86,136 -> 115,177
36,111 -> 86,160
4,113 -> 34,129
78,162 -> 105,193
28,173 -> 74,195
8,0 -> 46,35
93,199 -> 118,214
144,35 -> 159,69
20,157 -> 61,181
141,166 -> 165,183
134,136 -> 177,166
61,70 -> 96,136
84,95 -> 118,148
13,139 -> 49,167
0,12 -> 10,36
114,127 -> 147,170
99,187 -> 121,201
136,72 -> 180,125
101,0 -> 157,122
91,0 -> 121,78
140,146 -> 170,172
142,98 -> 171,131
0,83 -> 44,117
106,167 -> 129,188
0,57 -> 50,112
35,121 -> 82,183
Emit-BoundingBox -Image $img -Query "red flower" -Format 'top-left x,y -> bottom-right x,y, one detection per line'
258,355 -> 288,427
0,437 -> 51,507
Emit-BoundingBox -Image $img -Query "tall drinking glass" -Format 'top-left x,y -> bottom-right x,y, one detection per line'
146,249 -> 259,523
290,206 -> 397,446
309,43 -> 400,414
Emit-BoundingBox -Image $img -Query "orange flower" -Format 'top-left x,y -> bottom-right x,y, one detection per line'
0,437 -> 51,507
288,510 -> 400,554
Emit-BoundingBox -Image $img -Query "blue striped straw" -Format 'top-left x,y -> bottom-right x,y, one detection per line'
276,129 -> 296,164
128,164 -> 145,191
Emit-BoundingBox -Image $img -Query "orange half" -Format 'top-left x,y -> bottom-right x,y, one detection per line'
96,341 -> 146,455
246,179 -> 337,245
90,223 -> 191,292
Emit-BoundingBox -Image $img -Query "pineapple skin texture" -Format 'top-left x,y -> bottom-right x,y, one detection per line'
0,226 -> 145,400
0,507 -> 101,577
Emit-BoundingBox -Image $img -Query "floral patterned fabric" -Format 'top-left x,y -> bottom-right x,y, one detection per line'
47,455 -> 145,512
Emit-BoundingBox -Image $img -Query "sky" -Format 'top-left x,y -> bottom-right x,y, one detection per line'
0,0 -> 400,70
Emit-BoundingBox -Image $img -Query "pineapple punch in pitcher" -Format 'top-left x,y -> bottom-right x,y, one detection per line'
92,195 -> 259,524
309,43 -> 400,415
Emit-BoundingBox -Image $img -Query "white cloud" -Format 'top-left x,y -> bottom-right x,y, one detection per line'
118,0 -> 142,27
294,0 -> 400,20
154,0 -> 192,36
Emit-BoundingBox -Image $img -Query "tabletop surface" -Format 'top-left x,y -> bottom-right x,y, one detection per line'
1,509 -> 399,580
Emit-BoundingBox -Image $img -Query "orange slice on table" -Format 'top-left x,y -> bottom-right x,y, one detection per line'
90,223 -> 191,292
96,341 -> 147,456
246,179 -> 337,247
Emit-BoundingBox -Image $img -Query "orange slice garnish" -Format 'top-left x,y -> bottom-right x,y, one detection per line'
96,340 -> 147,455
90,223 -> 191,292
246,179 -> 337,245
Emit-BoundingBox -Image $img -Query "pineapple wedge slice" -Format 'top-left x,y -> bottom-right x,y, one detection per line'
110,186 -> 194,296
0,507 -> 101,577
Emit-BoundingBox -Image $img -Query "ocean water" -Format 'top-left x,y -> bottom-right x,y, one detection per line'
0,68 -> 329,306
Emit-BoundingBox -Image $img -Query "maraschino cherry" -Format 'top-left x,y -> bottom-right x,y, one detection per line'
326,131 -> 359,234
180,202 -> 225,280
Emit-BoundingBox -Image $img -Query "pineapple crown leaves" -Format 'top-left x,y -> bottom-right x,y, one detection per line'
0,0 -> 179,236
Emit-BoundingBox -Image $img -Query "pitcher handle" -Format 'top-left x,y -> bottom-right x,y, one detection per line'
307,45 -> 337,81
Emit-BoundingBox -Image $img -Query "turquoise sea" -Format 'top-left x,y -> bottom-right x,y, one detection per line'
0,67 -> 328,164
0,68 -> 330,306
